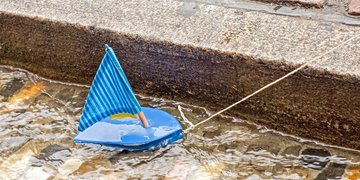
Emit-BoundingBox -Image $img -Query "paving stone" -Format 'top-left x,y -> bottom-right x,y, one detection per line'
281,145 -> 302,156
315,163 -> 347,180
344,165 -> 360,179
0,79 -> 25,99
54,88 -> 76,102
349,0 -> 360,15
292,0 -> 326,8
34,144 -> 71,167
300,148 -> 331,170
258,0 -> 325,8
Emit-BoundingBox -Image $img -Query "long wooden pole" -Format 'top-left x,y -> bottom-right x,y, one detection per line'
138,111 -> 149,127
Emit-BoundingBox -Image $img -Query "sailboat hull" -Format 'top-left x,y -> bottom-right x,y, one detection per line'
74,107 -> 183,151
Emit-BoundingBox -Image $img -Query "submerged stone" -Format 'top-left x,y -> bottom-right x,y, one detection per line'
300,148 -> 331,170
315,163 -> 346,180
0,79 -> 25,99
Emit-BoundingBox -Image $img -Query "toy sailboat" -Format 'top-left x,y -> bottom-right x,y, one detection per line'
74,45 -> 183,150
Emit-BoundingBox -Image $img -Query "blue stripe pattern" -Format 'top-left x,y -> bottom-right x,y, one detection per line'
78,45 -> 142,131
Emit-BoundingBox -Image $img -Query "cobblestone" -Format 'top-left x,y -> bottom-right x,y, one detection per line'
257,0 -> 325,8
349,0 -> 360,15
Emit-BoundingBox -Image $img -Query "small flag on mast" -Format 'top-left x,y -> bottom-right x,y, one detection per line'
78,45 -> 142,132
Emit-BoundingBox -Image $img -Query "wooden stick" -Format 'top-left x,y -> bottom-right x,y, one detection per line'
138,111 -> 149,128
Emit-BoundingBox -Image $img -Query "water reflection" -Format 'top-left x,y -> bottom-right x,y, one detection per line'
0,66 -> 360,179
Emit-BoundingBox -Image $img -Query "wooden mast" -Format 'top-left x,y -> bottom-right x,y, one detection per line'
138,112 -> 149,127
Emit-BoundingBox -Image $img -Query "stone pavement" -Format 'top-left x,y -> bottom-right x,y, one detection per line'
253,0 -> 360,15
349,0 -> 360,15
0,0 -> 359,149
256,0 -> 326,8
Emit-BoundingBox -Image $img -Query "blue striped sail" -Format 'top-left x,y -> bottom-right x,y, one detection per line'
78,44 -> 142,131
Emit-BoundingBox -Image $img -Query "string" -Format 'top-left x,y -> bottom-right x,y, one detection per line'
184,34 -> 360,133
178,105 -> 194,127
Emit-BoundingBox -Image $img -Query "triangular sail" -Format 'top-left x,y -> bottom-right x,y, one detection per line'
78,45 -> 142,131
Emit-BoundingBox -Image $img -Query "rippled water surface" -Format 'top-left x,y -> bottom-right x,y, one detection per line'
1,66 -> 360,179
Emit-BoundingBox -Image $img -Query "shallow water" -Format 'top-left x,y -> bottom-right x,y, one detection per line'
1,66 -> 360,179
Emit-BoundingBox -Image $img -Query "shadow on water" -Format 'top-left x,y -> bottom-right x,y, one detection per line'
0,66 -> 360,179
